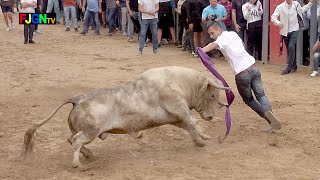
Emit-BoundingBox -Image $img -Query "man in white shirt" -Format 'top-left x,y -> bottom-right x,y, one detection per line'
271,0 -> 313,75
21,0 -> 37,44
201,22 -> 281,131
138,0 -> 159,55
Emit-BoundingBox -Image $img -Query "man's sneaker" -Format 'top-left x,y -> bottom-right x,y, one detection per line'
122,32 -> 127,36
6,27 -> 10,31
153,49 -> 158,54
191,51 -> 195,55
34,30 -> 42,34
24,40 -> 28,44
65,28 -> 70,31
127,37 -> 134,42
311,71 -> 318,77
29,40 -> 35,44
137,50 -> 142,56
264,111 -> 281,131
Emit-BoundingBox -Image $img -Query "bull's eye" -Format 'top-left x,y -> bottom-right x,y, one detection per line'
211,94 -> 215,98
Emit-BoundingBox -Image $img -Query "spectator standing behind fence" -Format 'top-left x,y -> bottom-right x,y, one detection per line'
106,0 -> 117,35
158,0 -> 177,47
218,0 -> 232,30
21,0 -> 37,44
1,0 -> 15,31
176,0 -> 185,47
63,0 -> 78,31
138,0 -> 159,55
117,0 -> 128,35
271,0 -> 313,75
180,0 -> 195,54
186,0 -> 208,57
80,0 -> 101,35
46,0 -> 61,24
126,0 -> 140,42
242,0 -> 263,60
310,2 -> 320,77
232,0 -> 247,42
202,0 -> 227,30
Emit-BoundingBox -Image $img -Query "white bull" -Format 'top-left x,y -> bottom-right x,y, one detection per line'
22,66 -> 229,168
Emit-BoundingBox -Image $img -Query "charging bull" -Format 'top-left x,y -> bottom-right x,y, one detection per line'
22,66 -> 229,168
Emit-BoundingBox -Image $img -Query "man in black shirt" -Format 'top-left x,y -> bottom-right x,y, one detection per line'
126,0 -> 140,41
231,0 -> 247,42
186,0 -> 209,57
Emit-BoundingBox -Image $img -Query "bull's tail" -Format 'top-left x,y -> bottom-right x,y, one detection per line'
22,95 -> 85,157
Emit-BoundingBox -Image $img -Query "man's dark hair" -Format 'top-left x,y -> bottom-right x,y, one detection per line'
207,21 -> 222,31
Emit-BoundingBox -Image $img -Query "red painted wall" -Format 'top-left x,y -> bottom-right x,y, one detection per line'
269,1 -> 287,65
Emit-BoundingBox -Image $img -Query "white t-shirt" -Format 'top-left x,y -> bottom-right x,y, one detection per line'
215,31 -> 255,76
288,5 -> 299,33
20,0 -> 36,13
138,0 -> 159,19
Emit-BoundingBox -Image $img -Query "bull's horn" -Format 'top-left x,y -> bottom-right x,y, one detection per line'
209,79 -> 230,90
218,101 -> 228,107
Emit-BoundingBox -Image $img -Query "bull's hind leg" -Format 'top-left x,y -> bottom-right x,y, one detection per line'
67,136 -> 94,159
71,130 -> 97,168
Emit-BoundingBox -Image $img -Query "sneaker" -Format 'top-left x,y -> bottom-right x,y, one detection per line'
122,32 -> 127,36
137,50 -> 142,56
29,40 -> 35,44
127,37 -> 134,42
6,27 -> 10,31
24,40 -> 28,44
153,49 -> 158,54
65,28 -> 70,31
34,30 -> 42,34
264,111 -> 281,131
310,71 -> 318,77
191,51 -> 196,55
281,68 -> 291,75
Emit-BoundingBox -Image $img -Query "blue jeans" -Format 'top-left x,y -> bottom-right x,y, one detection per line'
46,0 -> 60,22
235,66 -> 271,118
83,10 -> 99,32
64,6 -> 78,28
313,51 -> 320,71
107,7 -> 117,33
139,18 -> 158,51
283,31 -> 298,70
127,11 -> 141,38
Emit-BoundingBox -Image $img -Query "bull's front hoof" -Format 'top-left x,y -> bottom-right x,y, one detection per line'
199,133 -> 211,140
194,141 -> 206,147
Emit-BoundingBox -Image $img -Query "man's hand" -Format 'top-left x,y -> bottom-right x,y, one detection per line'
128,10 -> 133,17
234,23 -> 240,32
246,5 -> 252,11
279,23 -> 284,29
82,7 -> 86,13
188,23 -> 194,32
313,40 -> 320,51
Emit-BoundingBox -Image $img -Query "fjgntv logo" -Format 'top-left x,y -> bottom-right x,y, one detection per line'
19,13 -> 56,24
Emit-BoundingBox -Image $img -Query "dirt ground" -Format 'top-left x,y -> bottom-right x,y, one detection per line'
1,15 -> 320,180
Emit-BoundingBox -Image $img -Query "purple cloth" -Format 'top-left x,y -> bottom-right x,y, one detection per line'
197,48 -> 235,142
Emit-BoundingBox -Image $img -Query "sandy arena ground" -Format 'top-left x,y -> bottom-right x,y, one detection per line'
1,14 -> 320,179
